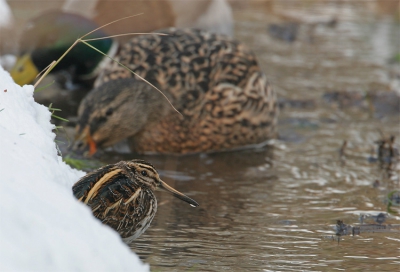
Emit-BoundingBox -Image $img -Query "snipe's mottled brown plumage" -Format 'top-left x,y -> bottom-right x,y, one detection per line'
72,159 -> 198,242
74,28 -> 278,155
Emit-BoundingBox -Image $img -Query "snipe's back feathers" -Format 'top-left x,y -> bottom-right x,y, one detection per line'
72,160 -> 198,242
77,28 -> 278,154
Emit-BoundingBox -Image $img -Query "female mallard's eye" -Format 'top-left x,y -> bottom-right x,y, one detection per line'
105,108 -> 113,116
141,170 -> 148,176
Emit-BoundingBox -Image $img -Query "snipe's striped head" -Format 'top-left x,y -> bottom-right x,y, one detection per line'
72,159 -> 198,241
122,160 -> 199,206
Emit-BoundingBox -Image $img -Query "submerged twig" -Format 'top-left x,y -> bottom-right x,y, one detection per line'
332,218 -> 400,244
339,140 -> 347,166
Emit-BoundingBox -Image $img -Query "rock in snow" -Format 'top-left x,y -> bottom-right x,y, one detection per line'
0,65 -> 148,271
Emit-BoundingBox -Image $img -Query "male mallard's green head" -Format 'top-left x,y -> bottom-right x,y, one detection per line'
11,11 -> 115,86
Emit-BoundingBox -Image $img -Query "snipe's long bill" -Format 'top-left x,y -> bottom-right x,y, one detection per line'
72,159 -> 198,242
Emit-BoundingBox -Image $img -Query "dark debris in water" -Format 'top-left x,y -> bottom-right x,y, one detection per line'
375,135 -> 398,164
323,90 -> 400,118
278,129 -> 307,143
279,117 -> 319,129
332,218 -> 400,244
268,22 -> 298,43
387,190 -> 400,214
339,140 -> 347,163
368,133 -> 399,177
278,219 -> 297,225
372,180 -> 380,188
388,191 -> 400,206
370,91 -> 400,118
334,220 -> 350,237
359,213 -> 387,225
342,132 -> 398,183
278,97 -> 316,110
343,132 -> 400,169
350,223 -> 399,235
323,90 -> 366,108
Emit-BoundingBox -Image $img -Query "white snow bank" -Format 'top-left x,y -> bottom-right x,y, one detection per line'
0,66 -> 148,271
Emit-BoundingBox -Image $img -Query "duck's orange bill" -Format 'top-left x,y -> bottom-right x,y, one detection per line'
87,133 -> 97,156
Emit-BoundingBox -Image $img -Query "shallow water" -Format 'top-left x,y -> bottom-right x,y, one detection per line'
35,1 -> 400,271
89,3 -> 400,271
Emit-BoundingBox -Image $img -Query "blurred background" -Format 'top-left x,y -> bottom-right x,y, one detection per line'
1,1 -> 399,271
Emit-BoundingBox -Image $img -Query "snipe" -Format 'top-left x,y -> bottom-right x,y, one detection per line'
72,159 -> 198,242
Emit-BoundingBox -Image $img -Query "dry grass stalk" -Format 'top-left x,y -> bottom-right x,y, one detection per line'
33,13 -> 181,116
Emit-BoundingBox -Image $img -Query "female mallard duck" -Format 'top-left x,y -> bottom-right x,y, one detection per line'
73,159 -> 198,242
74,28 -> 278,155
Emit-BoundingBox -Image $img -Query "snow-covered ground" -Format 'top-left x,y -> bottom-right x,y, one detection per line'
0,65 -> 148,271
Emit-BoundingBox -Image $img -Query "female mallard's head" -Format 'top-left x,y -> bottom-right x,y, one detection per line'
11,11 -> 115,86
73,78 -> 169,155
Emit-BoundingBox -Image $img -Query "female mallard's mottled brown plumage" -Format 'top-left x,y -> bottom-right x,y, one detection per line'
73,159 -> 199,243
74,28 -> 278,155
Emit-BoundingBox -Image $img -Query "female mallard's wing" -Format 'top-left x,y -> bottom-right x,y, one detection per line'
94,28 -> 249,96
94,27 -> 271,111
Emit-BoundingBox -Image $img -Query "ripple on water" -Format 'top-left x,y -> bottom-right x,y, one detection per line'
49,1 -> 400,271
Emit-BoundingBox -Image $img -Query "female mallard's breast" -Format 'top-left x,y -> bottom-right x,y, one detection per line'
96,28 -> 278,154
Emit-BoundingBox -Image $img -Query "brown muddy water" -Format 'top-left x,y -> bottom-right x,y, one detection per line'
32,1 -> 400,271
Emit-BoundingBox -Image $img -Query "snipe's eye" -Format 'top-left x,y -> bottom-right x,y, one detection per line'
105,108 -> 113,116
141,170 -> 148,176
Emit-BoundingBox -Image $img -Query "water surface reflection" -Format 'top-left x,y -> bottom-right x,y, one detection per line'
46,1 -> 400,271
122,2 -> 399,271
